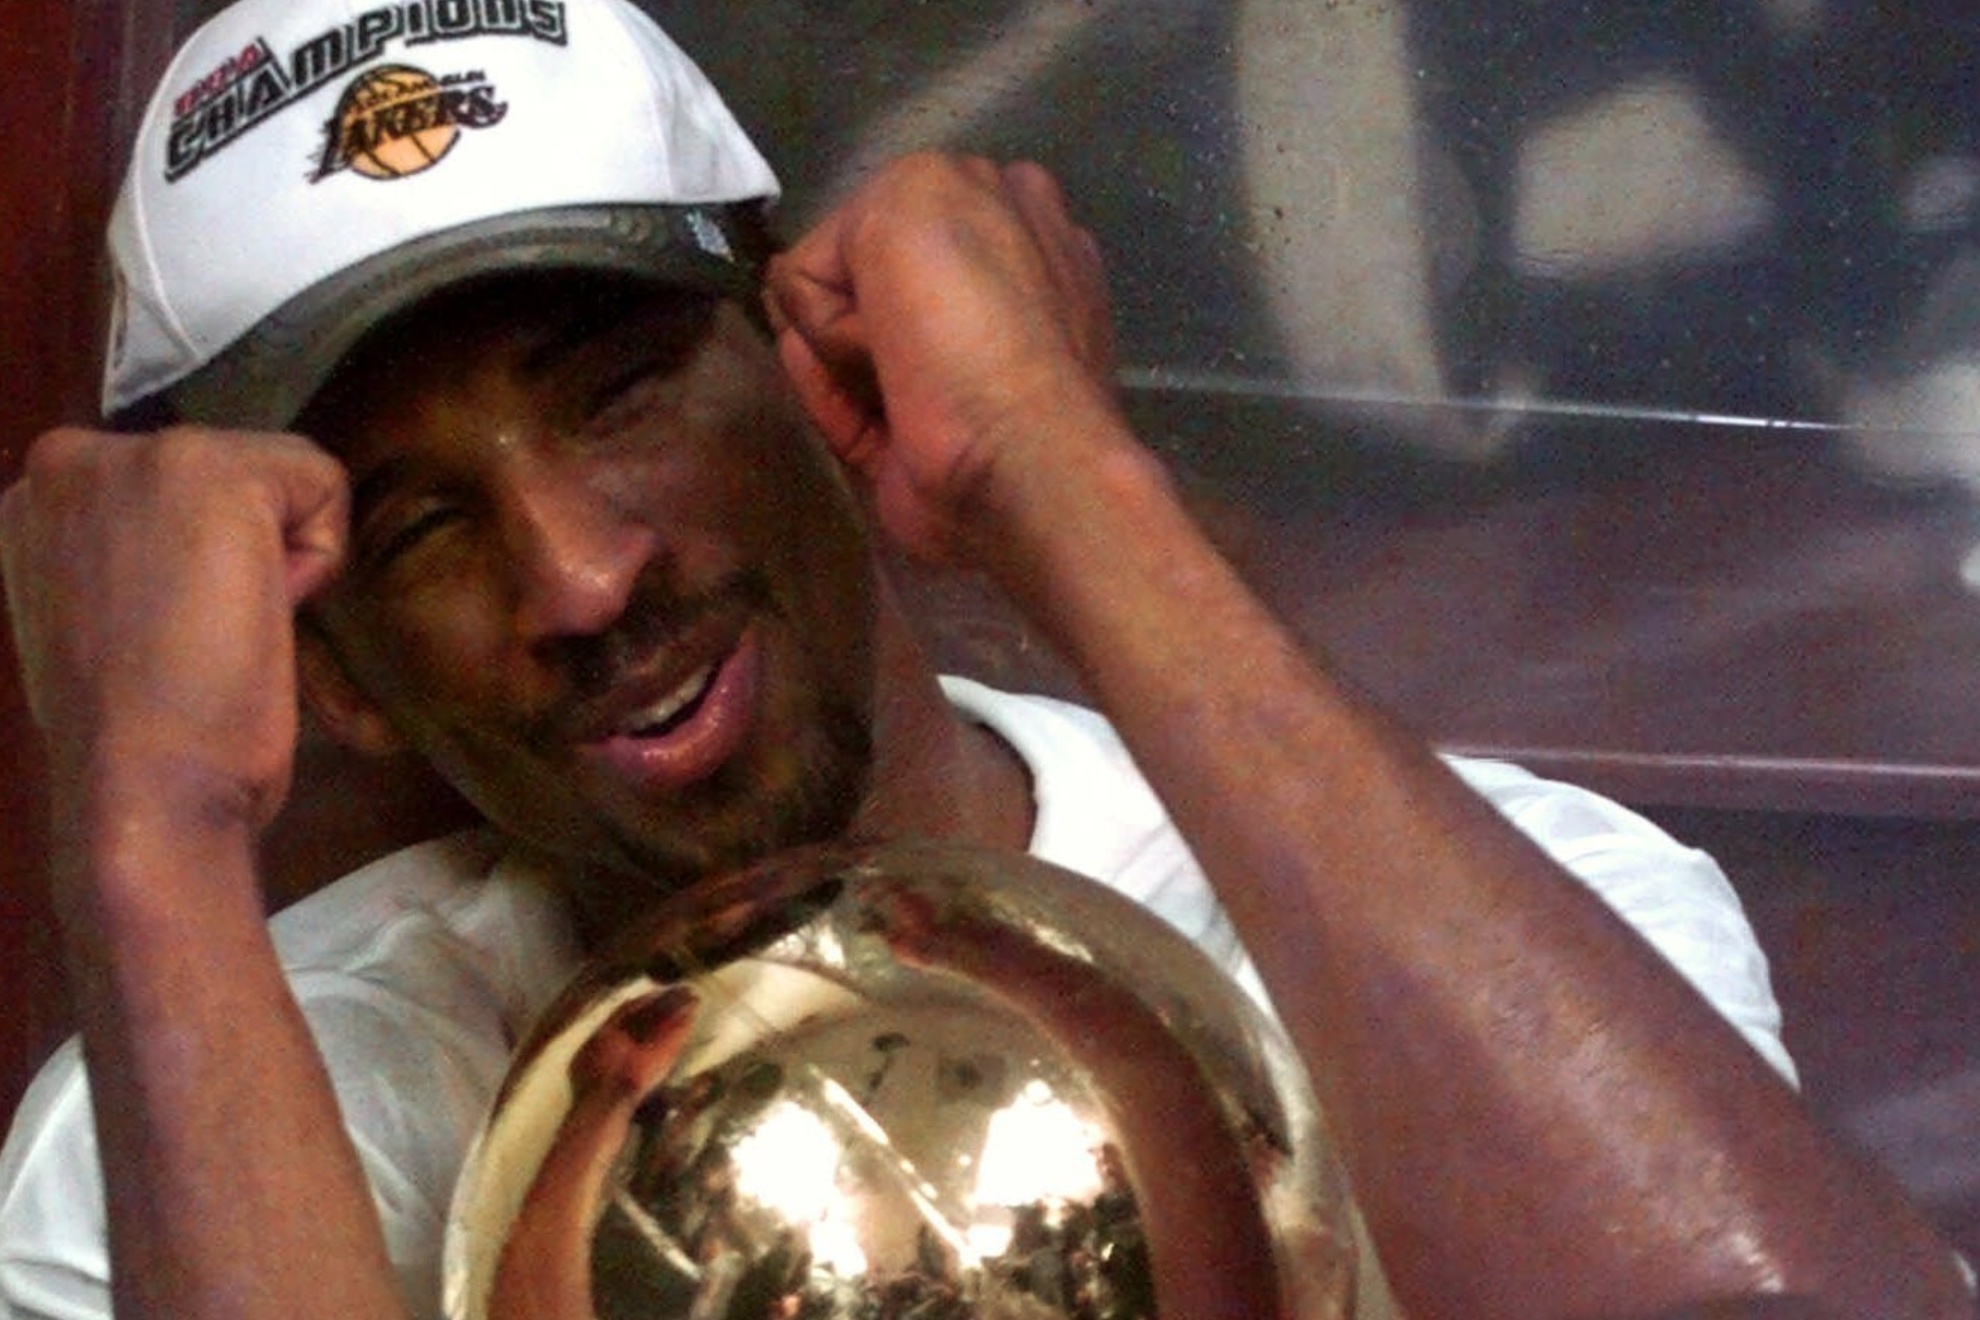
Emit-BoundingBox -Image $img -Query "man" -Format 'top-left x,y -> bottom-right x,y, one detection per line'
0,0 -> 1968,1317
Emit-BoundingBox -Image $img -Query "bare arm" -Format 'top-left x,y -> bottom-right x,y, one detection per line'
490,989 -> 697,1320
764,153 -> 1973,1319
0,427 -> 406,1320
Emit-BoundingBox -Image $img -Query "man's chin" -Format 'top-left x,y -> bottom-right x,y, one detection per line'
505,698 -> 874,935
583,789 -> 872,930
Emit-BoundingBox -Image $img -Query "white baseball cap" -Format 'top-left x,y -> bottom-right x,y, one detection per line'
105,0 -> 782,428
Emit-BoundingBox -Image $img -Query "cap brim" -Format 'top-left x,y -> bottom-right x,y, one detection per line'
162,202 -> 768,432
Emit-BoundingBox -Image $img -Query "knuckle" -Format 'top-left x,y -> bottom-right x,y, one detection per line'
136,425 -> 229,486
22,426 -> 100,480
884,151 -> 991,203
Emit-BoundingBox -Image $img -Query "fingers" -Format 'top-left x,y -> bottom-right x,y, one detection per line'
769,302 -> 888,468
763,153 -> 1110,383
1,426 -> 352,825
569,987 -> 699,1101
4,428 -> 348,583
261,436 -> 352,605
763,205 -> 887,464
1000,160 -> 1115,371
863,885 -> 944,970
615,985 -> 697,1049
760,153 -> 1126,565
2,427 -> 350,658
762,240 -> 858,371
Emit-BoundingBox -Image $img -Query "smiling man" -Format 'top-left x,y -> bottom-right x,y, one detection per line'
0,0 -> 1970,1318
292,280 -> 900,932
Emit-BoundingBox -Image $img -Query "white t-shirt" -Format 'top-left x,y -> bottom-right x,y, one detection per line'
0,680 -> 1791,1320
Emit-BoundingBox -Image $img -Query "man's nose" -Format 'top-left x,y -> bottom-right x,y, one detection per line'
501,455 -> 658,641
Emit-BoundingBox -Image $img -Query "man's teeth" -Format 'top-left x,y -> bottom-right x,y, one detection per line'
617,664 -> 716,737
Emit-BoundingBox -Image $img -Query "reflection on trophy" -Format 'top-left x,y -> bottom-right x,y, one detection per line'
444,841 -> 1358,1319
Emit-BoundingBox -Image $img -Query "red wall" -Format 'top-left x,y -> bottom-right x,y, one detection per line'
0,0 -> 175,1121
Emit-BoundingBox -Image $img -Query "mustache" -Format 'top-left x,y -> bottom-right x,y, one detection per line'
543,567 -> 778,708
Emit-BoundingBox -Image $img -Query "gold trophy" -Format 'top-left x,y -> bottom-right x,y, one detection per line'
444,842 -> 1358,1319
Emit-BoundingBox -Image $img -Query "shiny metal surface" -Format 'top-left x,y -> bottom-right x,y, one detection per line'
444,841 -> 1356,1320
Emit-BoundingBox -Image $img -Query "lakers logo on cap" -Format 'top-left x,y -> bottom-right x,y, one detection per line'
313,64 -> 507,181
165,5 -> 564,182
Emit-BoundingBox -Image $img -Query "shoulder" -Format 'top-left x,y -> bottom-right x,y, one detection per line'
265,830 -> 586,1178
930,695 -> 1794,1080
938,676 -> 1182,878
938,676 -> 1258,986
1442,755 -> 1796,1082
269,829 -> 581,1033
1440,754 -> 1742,912
268,828 -> 507,967
0,1037 -> 105,1317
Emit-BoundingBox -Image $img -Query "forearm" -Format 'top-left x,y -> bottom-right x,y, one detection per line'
762,149 -> 1969,1316
52,764 -> 405,1320
970,404 -> 1970,1318
490,1088 -> 634,1320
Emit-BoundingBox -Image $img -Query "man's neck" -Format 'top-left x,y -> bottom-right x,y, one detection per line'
844,598 -> 1037,857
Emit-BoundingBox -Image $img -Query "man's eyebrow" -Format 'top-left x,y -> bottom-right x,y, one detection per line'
519,293 -> 717,378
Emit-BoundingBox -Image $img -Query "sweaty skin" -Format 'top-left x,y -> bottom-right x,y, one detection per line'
762,154 -> 1973,1319
290,281 -> 1034,941
0,154 -> 1970,1320
292,288 -> 887,932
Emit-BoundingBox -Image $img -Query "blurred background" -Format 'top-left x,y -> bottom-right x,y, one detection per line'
6,0 -> 1978,1266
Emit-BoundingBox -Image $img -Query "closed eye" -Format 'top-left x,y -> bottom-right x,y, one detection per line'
582,359 -> 684,440
556,295 -> 719,440
362,499 -> 465,570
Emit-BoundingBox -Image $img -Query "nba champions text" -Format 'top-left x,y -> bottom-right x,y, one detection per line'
165,0 -> 565,181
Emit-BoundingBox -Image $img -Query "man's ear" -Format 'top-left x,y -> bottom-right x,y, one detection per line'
296,617 -> 407,756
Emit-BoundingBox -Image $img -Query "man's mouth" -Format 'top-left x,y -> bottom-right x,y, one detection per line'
574,628 -> 762,792
615,662 -> 716,738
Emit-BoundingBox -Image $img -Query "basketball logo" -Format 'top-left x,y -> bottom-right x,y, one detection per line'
313,64 -> 507,182
337,65 -> 457,178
